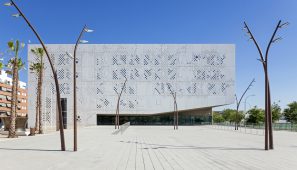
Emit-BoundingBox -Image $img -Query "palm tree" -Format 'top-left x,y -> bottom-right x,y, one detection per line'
29,48 -> 44,134
29,63 -> 40,133
6,59 -> 26,104
6,40 -> 25,138
7,57 -> 26,101
6,58 -> 26,122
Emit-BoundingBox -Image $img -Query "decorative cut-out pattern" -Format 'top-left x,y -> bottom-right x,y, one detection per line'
60,83 -> 70,94
28,44 -> 234,128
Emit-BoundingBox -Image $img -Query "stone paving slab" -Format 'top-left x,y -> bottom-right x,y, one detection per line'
0,125 -> 297,170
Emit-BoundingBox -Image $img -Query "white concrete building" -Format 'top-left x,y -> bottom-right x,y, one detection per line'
0,70 -> 26,89
27,44 -> 235,129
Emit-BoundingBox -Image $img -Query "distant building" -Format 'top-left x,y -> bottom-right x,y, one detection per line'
0,70 -> 28,117
28,44 -> 235,129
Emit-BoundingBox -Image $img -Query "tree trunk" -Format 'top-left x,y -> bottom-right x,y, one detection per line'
267,81 -> 273,149
38,58 -> 44,134
8,58 -> 18,138
35,74 -> 40,132
15,70 -> 19,119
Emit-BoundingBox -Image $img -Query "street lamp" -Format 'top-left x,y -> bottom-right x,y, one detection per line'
4,2 -> 12,6
235,79 -> 255,130
79,40 -> 89,44
67,25 -> 93,151
4,0 -> 66,151
12,13 -> 21,17
244,94 -> 255,114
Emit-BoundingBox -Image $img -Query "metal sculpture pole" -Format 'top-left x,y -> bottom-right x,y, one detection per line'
235,79 -> 255,130
173,93 -> 176,130
114,99 -> 119,129
167,84 -> 178,130
115,99 -> 118,129
243,20 -> 288,150
7,0 -> 65,151
66,26 -> 92,151
117,95 -> 121,129
72,25 -> 90,151
174,92 -> 178,130
115,78 -> 127,129
115,94 -> 120,129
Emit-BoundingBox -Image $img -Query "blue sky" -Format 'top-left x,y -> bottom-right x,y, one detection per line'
0,0 -> 296,110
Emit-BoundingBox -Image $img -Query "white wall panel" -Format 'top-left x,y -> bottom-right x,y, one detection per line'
28,44 -> 235,127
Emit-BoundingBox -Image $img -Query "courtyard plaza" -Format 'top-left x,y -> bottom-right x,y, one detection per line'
0,125 -> 297,170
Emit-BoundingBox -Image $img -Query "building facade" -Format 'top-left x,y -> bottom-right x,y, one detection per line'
0,70 -> 27,118
27,44 -> 235,129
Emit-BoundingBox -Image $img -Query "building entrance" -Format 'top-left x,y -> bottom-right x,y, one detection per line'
97,114 -> 211,125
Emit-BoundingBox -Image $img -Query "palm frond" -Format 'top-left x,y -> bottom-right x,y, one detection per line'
31,48 -> 44,59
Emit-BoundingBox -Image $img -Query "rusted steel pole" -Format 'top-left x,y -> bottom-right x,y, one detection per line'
244,20 -> 284,150
73,25 -> 87,151
10,0 -> 65,151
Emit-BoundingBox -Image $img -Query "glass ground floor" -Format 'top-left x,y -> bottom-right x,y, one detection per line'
97,112 -> 212,125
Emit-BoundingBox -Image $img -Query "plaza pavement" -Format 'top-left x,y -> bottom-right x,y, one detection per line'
0,125 -> 297,170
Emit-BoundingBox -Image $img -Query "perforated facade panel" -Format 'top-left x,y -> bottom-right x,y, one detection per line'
28,44 -> 235,127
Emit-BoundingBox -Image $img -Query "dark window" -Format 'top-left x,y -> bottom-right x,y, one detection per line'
61,98 -> 67,129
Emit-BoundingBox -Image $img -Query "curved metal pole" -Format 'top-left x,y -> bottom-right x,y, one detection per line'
169,91 -> 176,130
174,92 -> 178,130
244,22 -> 268,150
235,95 -> 238,130
173,95 -> 176,130
265,21 -> 282,62
72,25 -> 87,151
264,20 -> 281,150
244,20 -> 283,150
243,22 -> 265,62
115,94 -> 120,129
237,79 -> 255,107
115,96 -> 119,129
117,99 -> 119,129
167,84 -> 177,130
244,95 -> 255,114
244,94 -> 255,125
115,78 -> 127,129
10,0 -> 65,151
114,91 -> 120,129
235,79 -> 255,130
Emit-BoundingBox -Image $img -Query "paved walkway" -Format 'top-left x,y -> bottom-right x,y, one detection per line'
0,126 -> 297,170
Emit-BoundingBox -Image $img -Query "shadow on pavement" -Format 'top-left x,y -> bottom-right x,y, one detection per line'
0,148 -> 65,152
120,140 -> 263,151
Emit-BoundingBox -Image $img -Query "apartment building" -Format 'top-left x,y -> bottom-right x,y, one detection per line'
0,70 -> 27,117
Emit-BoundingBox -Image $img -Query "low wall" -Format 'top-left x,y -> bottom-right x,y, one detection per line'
0,116 -> 28,131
